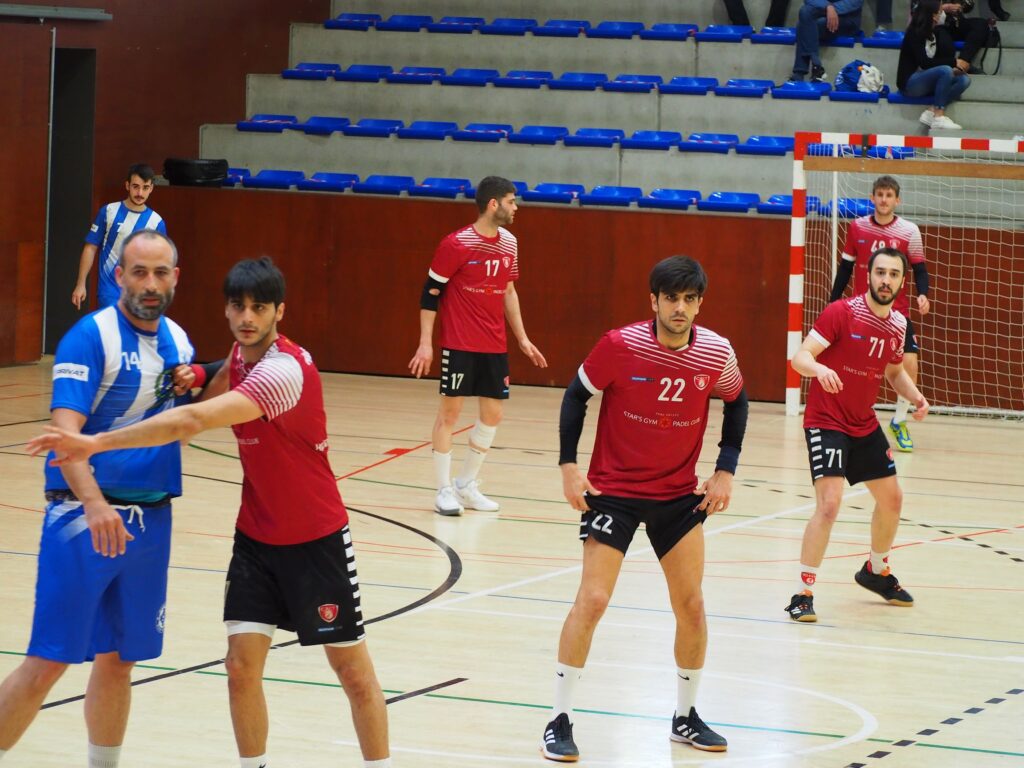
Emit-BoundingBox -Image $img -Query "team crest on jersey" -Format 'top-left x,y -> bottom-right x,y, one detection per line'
156,604 -> 166,634
318,604 -> 339,623
502,256 -> 510,269
693,374 -> 710,391
890,338 -> 900,352
154,369 -> 176,406
658,415 -> 672,429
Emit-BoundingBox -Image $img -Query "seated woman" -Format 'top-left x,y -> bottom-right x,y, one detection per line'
898,0 -> 971,130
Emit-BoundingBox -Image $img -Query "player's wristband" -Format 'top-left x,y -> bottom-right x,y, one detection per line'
189,364 -> 207,390
715,445 -> 740,475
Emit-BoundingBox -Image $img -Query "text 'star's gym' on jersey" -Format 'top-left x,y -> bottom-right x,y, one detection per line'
47,305 -> 194,497
804,296 -> 906,438
230,336 -> 348,546
86,202 -> 167,306
428,225 -> 519,354
841,215 -> 925,315
579,321 -> 744,499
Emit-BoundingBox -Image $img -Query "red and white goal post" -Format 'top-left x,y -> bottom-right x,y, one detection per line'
787,131 -> 1024,418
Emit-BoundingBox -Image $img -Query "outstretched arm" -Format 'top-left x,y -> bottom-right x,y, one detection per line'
503,282 -> 547,368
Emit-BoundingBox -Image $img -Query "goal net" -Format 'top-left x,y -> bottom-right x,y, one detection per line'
787,132 -> 1024,418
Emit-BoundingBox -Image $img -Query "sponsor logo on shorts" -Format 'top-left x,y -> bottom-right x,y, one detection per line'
53,363 -> 89,382
504,376 -> 510,387
886,448 -> 893,460
318,604 -> 339,623
156,604 -> 166,634
693,374 -> 710,390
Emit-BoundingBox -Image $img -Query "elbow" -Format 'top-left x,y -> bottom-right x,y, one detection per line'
177,408 -> 206,442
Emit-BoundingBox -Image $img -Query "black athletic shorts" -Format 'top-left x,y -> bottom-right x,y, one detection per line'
904,317 -> 919,354
804,426 -> 896,485
578,493 -> 707,560
224,526 -> 364,645
439,348 -> 509,399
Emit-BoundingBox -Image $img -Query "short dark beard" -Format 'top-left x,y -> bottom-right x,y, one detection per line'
869,285 -> 896,306
124,289 -> 172,321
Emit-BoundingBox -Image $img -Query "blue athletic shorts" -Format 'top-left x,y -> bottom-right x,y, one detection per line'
27,499 -> 173,663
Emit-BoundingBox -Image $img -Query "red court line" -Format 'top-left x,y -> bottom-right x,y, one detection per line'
0,502 -> 42,514
334,424 -> 472,481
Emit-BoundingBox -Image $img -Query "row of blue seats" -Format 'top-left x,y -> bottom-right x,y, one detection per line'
321,14 -> 905,48
236,114 -> 799,154
225,169 -> 877,217
278,66 -> 929,103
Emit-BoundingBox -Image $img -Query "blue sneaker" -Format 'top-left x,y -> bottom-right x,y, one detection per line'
889,419 -> 913,452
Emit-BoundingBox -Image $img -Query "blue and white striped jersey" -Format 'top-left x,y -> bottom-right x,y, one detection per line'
46,305 -> 194,497
85,202 -> 168,307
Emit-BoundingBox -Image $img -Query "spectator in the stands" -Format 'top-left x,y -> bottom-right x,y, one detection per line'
911,1 -> 995,72
898,0 -> 971,131
724,0 -> 792,27
788,0 -> 864,83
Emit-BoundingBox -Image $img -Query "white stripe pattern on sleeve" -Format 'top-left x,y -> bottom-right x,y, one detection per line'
237,348 -> 304,420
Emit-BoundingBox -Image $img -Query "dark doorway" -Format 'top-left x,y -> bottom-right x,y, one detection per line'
45,47 -> 96,353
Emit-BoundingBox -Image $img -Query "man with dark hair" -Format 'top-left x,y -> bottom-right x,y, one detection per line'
409,175 -> 547,516
1,230 -> 193,768
789,0 -> 864,83
29,257 -> 392,768
830,175 -> 931,451
73,164 -> 168,310
540,255 -> 748,761
787,248 -> 929,623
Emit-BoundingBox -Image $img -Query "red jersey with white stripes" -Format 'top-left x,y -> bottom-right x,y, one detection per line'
841,215 -> 925,315
429,224 -> 519,353
804,296 -> 906,438
579,321 -> 744,499
229,335 -> 348,545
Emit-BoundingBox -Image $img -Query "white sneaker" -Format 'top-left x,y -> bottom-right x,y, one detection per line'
454,478 -> 500,511
434,486 -> 463,516
918,109 -> 935,127
930,115 -> 962,131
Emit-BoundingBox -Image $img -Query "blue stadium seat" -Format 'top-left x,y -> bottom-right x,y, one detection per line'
440,68 -> 500,86
696,192 -> 760,212
508,125 -> 570,145
771,81 -> 831,99
887,91 -> 933,105
324,13 -> 380,30
862,30 -> 904,49
865,146 -> 914,159
385,66 -> 446,84
427,16 -> 485,33
532,19 -> 590,37
224,168 -> 250,187
396,121 -> 459,140
293,116 -> 351,136
409,177 -> 473,198
695,25 -> 753,42
756,194 -> 822,214
452,123 -> 513,142
750,26 -> 797,44
341,119 -> 404,137
621,130 -> 682,150
510,181 -> 528,196
678,133 -> 739,153
819,198 -> 874,218
282,62 -> 341,80
714,79 -> 775,97
603,74 -> 663,93
640,23 -> 697,41
547,72 -> 609,91
824,34 -> 859,47
242,170 -> 305,190
236,114 -> 297,132
637,188 -> 702,210
351,175 -> 416,194
829,89 -> 882,102
807,143 -> 856,156
335,64 -> 393,82
296,172 -> 359,192
735,135 -> 794,156
376,14 -> 432,32
586,21 -> 645,39
579,185 -> 644,206
493,70 -> 552,88
521,183 -> 585,203
480,18 -> 538,35
659,76 -> 718,95
563,128 -> 625,147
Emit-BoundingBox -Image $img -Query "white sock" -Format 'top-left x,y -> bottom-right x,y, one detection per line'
88,743 -> 121,768
240,756 -> 268,768
0,747 -> 7,761
433,450 -> 453,491
676,667 -> 703,716
457,447 -> 487,487
458,422 -> 497,485
798,564 -> 818,594
893,396 -> 910,424
870,550 -> 889,574
364,759 -> 392,768
551,662 -> 583,721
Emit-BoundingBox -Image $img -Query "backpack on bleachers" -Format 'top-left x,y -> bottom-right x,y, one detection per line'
833,59 -> 885,93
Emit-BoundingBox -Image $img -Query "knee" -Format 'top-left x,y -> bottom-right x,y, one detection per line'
937,65 -> 955,82
21,657 -> 67,693
880,484 -> 903,512
675,592 -> 706,629
815,497 -> 843,524
574,585 -> 612,625
224,651 -> 262,686
92,653 -> 134,683
435,406 -> 460,429
331,656 -> 381,702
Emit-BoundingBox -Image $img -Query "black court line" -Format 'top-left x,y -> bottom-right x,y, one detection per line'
385,677 -> 467,705
0,418 -> 50,429
904,516 -> 1024,565
41,505 -> 463,710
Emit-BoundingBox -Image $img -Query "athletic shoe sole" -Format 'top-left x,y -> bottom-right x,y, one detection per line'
540,747 -> 579,762
669,734 -> 728,752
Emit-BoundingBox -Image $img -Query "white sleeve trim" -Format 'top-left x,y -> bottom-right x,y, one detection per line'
841,253 -> 856,262
427,268 -> 449,284
578,365 -> 601,395
808,329 -> 831,349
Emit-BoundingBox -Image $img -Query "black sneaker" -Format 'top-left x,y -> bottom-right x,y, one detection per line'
541,713 -> 579,762
854,562 -> 914,606
810,64 -> 828,83
670,707 -> 728,752
785,592 -> 817,622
